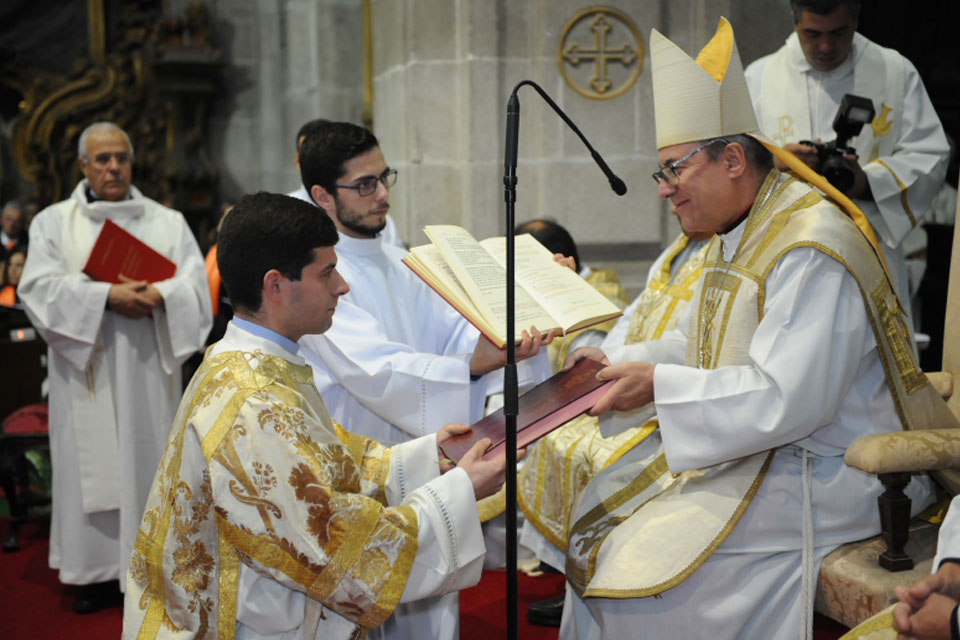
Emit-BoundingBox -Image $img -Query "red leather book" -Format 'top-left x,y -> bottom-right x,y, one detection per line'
82,219 -> 177,284
439,358 -> 615,463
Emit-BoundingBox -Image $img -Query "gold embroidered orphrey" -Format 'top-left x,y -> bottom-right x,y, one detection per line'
557,7 -> 644,100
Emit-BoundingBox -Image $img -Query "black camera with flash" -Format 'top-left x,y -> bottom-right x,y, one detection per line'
800,93 -> 875,194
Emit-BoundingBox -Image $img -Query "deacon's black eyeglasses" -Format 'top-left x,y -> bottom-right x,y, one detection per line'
335,169 -> 398,197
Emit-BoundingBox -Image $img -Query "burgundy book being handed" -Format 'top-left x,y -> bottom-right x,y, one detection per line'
83,219 -> 177,284
439,358 -> 615,463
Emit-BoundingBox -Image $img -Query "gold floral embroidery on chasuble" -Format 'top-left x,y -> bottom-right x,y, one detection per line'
126,349 -> 418,640
516,235 -> 708,550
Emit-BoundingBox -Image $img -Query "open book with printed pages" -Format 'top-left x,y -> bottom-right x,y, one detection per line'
438,358 -> 615,462
82,218 -> 177,284
401,225 -> 622,349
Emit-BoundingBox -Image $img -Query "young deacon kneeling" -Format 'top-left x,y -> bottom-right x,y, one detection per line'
122,192 -> 508,640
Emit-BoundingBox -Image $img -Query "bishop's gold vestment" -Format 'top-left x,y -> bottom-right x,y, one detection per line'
564,171 -> 955,628
517,235 -> 708,551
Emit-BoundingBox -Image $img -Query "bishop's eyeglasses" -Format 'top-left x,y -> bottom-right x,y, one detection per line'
336,169 -> 398,197
650,139 -> 728,186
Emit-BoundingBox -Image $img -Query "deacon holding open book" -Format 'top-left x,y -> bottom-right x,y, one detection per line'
558,19 -> 951,639
18,122 -> 212,615
293,120 -> 556,640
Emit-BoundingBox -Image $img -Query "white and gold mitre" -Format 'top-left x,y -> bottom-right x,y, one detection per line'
650,17 -> 760,149
649,17 -> 896,290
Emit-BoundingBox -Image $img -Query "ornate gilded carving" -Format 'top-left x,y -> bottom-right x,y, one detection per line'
3,0 -> 221,238
557,7 -> 644,101
5,1 -> 149,206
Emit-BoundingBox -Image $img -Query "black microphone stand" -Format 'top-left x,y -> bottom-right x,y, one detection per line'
501,79 -> 626,640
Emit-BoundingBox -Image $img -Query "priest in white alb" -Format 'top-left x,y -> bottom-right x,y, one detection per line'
18,122 -> 212,614
558,19 -> 954,640
123,192 -> 507,640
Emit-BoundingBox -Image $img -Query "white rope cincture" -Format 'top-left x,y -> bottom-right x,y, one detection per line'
800,448 -> 815,640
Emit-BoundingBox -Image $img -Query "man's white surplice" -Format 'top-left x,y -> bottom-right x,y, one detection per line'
300,233 -> 488,445
300,233 -> 550,445
18,181 -> 211,586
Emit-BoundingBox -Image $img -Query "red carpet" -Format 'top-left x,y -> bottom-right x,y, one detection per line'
461,569 -> 566,640
1,515 -> 849,639
0,517 -> 122,639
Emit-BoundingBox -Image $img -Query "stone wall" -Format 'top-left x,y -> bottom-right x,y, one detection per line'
199,0 -> 793,295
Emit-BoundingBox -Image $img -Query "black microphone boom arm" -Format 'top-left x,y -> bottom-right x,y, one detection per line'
508,80 -> 627,196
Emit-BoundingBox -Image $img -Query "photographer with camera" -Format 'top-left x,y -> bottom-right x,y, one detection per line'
745,0 -> 949,318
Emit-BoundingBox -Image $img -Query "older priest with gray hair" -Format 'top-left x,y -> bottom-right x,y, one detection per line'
18,121 -> 212,614
558,19 -> 954,640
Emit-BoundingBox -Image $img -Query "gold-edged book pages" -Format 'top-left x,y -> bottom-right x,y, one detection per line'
402,225 -> 622,348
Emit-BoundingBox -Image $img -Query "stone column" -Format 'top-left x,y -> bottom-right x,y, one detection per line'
207,0 -> 368,201
204,0 -> 792,293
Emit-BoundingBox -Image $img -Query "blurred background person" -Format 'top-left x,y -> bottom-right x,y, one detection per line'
0,246 -> 26,307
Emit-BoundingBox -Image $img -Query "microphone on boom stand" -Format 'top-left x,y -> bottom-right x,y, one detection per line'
501,79 -> 626,640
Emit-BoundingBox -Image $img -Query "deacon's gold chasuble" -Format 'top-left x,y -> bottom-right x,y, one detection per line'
565,171 -> 958,599
515,237 -> 708,549
125,346 -> 419,640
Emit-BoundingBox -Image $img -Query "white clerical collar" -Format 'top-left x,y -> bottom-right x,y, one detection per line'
335,231 -> 383,257
786,31 -> 864,80
231,317 -> 300,356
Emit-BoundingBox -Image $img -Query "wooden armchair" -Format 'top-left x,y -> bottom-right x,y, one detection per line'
814,196 -> 960,629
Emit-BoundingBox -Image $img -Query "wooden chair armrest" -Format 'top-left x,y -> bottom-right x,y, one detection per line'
845,429 -> 960,474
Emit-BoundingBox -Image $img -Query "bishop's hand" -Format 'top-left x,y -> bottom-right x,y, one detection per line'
561,346 -> 610,372
588,361 -> 656,416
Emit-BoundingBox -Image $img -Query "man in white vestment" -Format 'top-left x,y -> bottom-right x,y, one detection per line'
18,122 -> 212,614
295,121 -> 552,445
287,118 -> 403,249
558,19 -> 953,640
294,119 -> 554,639
123,191 -> 508,640
744,0 -> 949,313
